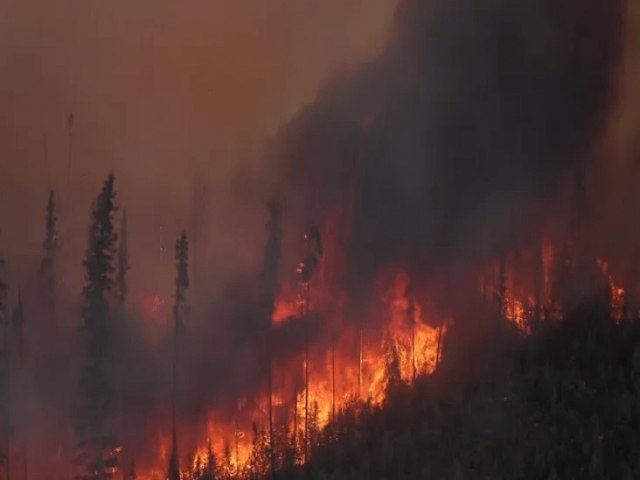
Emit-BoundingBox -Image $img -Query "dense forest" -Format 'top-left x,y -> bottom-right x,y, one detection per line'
278,298 -> 640,480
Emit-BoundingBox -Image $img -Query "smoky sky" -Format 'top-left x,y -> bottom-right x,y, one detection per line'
0,0 -> 396,300
0,0 -> 639,475
277,0 -> 630,308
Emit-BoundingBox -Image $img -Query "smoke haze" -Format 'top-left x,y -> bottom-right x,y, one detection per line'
0,0 -> 396,299
0,0 -> 638,477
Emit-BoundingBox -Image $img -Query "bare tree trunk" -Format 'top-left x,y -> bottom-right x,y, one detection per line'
268,338 -> 275,478
357,325 -> 362,399
435,324 -> 444,371
304,345 -> 309,464
331,343 -> 336,423
411,324 -> 416,382
292,388 -> 298,459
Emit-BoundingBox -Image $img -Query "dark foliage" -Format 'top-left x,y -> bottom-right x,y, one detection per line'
273,302 -> 640,479
75,172 -> 120,480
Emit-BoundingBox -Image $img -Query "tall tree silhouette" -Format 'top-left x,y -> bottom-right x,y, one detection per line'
11,290 -> 24,367
261,199 -> 282,477
168,231 -> 189,480
39,190 -> 58,331
0,260 -> 10,479
74,173 -> 120,480
115,209 -> 129,309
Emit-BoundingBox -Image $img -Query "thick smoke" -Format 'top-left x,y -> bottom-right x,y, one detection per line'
0,0 -> 634,476
277,0 -> 626,311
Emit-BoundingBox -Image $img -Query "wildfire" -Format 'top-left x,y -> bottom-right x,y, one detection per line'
138,230 -> 625,479
135,262 -> 449,478
271,298 -> 298,326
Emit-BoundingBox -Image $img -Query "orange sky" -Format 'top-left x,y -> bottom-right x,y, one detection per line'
0,0 -> 397,295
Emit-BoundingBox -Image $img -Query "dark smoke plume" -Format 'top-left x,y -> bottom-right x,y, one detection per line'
276,0 -> 626,310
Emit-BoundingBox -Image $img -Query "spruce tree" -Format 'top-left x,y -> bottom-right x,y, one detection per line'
167,419 -> 180,480
203,439 -> 216,480
39,190 -> 58,329
261,199 -> 282,476
11,290 -> 24,366
168,231 -> 189,480
173,232 -> 189,334
74,172 -> 120,480
0,260 -> 9,477
115,209 -> 129,309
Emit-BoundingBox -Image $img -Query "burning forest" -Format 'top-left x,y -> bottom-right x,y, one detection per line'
1,0 -> 640,478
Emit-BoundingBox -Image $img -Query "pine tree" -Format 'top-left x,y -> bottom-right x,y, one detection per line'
74,172 -> 120,480
221,442 -> 232,480
0,259 -> 9,478
167,420 -> 180,480
115,209 -> 129,309
174,232 -> 189,334
39,190 -> 58,329
11,290 -> 24,366
168,231 -> 189,480
261,199 -> 282,477
202,439 -> 216,480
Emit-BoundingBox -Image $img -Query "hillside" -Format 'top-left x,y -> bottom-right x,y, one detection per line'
278,299 -> 640,480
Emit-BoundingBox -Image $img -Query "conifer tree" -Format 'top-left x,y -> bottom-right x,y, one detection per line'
115,209 -> 129,309
167,419 -> 180,480
205,439 -> 216,480
168,231 -> 189,480
74,172 -> 120,480
174,232 -> 189,334
0,259 -> 9,478
261,199 -> 282,476
39,190 -> 58,328
11,290 -> 24,366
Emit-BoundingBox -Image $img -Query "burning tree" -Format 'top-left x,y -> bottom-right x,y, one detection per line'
168,231 -> 189,480
260,198 -> 282,476
0,259 -> 9,479
173,231 -> 189,334
74,172 -> 121,479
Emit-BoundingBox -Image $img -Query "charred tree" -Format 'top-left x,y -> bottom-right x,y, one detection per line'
11,292 -> 23,367
331,343 -> 336,424
0,260 -> 10,480
173,232 -> 189,334
296,226 -> 323,464
115,209 -> 129,309
201,439 -> 216,480
167,420 -> 180,480
260,198 -> 281,477
74,172 -> 120,480
405,284 -> 417,382
168,231 -> 189,480
39,190 -> 58,332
